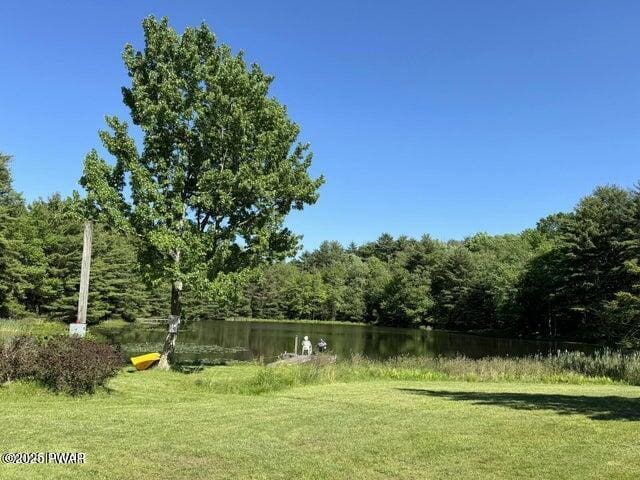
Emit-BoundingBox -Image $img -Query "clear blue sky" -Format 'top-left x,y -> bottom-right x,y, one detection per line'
1,1 -> 639,251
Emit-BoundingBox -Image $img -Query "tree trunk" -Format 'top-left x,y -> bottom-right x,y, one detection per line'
157,279 -> 183,370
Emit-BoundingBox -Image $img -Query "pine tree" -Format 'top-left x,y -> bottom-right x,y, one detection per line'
603,186 -> 640,344
29,195 -> 150,323
0,153 -> 34,318
555,186 -> 634,338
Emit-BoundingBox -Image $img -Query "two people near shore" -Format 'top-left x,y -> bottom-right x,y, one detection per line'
301,336 -> 328,355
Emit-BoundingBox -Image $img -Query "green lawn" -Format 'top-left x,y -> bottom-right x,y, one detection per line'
1,366 -> 639,479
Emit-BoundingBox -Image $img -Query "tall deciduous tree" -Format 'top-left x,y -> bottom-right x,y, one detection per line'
81,17 -> 322,368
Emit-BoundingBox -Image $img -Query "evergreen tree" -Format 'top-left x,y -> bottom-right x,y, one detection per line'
555,186 -> 634,338
0,153 -> 32,318
603,186 -> 640,344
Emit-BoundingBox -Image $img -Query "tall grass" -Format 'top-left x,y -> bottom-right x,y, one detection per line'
0,319 -> 66,338
199,351 -> 640,395
545,349 -> 640,385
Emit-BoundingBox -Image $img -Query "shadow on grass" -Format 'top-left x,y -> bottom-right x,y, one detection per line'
172,360 -> 230,374
399,388 -> 640,421
124,360 -> 231,374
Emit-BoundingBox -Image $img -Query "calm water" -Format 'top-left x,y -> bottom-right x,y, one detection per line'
102,319 -> 598,364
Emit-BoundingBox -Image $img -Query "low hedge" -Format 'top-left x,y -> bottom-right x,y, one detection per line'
0,335 -> 124,395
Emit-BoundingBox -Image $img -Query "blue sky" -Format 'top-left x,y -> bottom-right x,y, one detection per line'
1,1 -> 638,251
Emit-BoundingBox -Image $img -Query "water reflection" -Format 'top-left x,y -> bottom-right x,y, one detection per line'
102,320 -> 599,364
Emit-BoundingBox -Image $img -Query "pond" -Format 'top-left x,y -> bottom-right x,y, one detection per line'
101,319 -> 598,364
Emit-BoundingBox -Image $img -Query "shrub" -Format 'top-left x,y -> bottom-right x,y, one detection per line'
0,335 -> 40,382
36,336 -> 125,395
0,335 -> 124,395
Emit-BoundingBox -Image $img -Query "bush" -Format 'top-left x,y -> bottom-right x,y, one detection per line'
0,335 -> 40,382
36,337 -> 125,395
0,335 -> 124,395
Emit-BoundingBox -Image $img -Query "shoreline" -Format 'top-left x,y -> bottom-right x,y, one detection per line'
223,317 -> 366,326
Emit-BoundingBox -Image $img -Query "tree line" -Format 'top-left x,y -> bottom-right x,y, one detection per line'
1,153 -> 638,345
235,183 -> 640,347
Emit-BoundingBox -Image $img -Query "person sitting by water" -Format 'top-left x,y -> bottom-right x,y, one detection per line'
301,336 -> 313,355
317,338 -> 327,353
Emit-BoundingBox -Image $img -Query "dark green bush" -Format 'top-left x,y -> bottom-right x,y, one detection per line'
36,336 -> 125,394
0,335 -> 124,395
0,335 -> 40,382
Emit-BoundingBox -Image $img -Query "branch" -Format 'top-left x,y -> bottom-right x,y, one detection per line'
200,213 -> 211,232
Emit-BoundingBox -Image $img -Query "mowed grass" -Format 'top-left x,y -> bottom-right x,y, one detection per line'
1,365 -> 639,480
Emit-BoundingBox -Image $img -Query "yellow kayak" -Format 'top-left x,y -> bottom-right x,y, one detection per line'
130,352 -> 161,371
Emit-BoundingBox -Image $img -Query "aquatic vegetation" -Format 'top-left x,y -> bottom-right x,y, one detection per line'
125,342 -> 248,355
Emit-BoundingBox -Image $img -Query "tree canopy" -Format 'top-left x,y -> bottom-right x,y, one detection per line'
80,16 -> 323,366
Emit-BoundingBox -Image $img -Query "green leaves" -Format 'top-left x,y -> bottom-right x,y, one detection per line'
81,150 -> 131,232
82,16 -> 323,292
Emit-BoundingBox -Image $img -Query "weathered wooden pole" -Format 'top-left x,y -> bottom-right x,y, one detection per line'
70,221 -> 93,337
294,335 -> 299,356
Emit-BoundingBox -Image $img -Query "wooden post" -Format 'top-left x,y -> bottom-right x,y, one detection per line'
294,335 -> 299,356
72,221 -> 93,336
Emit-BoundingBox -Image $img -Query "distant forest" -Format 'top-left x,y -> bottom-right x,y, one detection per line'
1,154 -> 638,346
